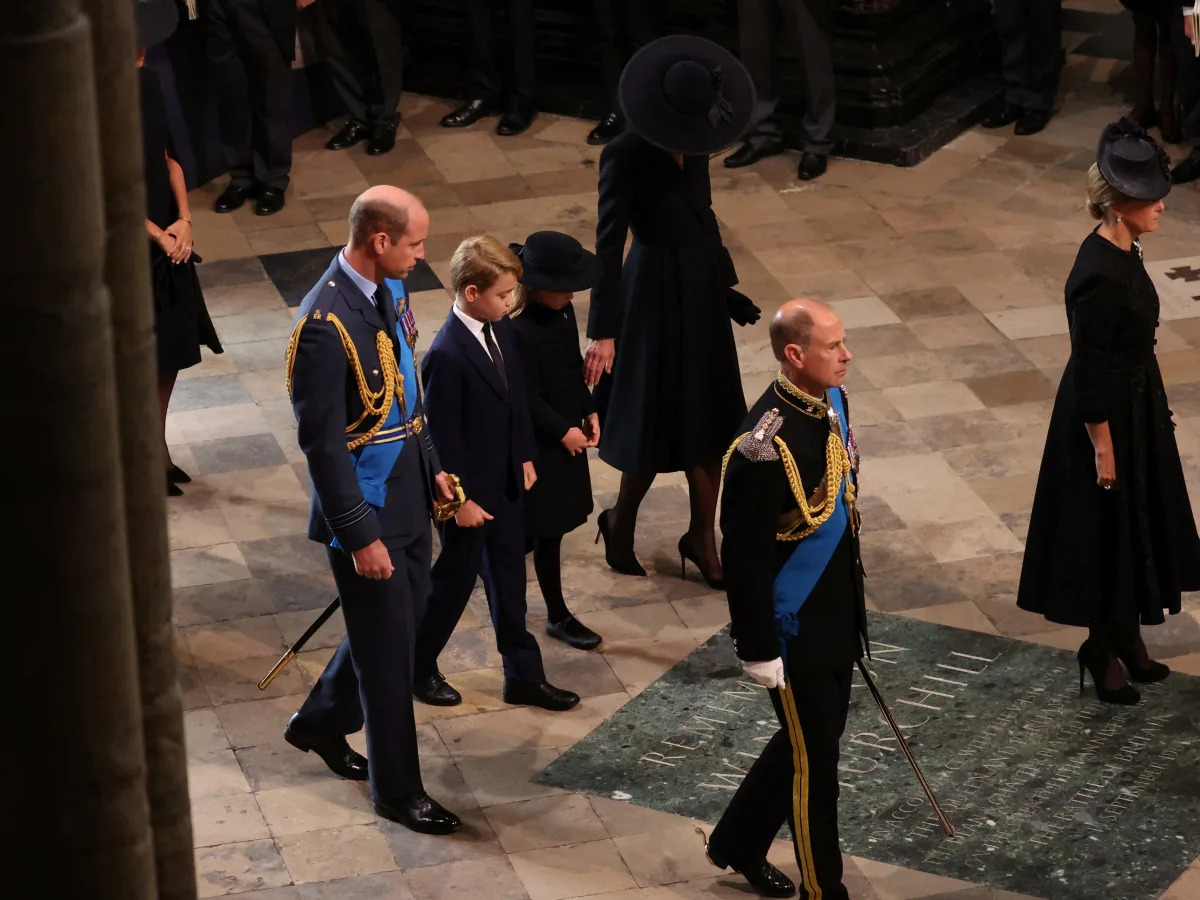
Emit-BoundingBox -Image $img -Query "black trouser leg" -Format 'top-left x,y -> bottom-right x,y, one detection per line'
708,666 -> 854,900
992,0 -> 1061,112
737,0 -> 782,143
318,0 -> 372,124
507,0 -> 537,107
296,536 -> 431,802
227,0 -> 292,189
481,498 -> 546,683
205,0 -> 254,187
412,521 -> 486,682
464,0 -> 503,104
360,0 -> 405,124
779,0 -> 836,154
1171,13 -> 1200,150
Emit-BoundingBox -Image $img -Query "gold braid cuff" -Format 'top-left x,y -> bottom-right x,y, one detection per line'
285,311 -> 406,451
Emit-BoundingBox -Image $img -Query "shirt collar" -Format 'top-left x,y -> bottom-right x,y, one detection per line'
452,302 -> 488,338
337,249 -> 382,305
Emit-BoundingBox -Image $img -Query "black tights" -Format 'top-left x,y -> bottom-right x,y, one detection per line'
527,536 -> 570,623
1131,10 -> 1177,131
1088,622 -> 1154,688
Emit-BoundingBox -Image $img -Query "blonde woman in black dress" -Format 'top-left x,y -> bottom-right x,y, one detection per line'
1017,121 -> 1200,703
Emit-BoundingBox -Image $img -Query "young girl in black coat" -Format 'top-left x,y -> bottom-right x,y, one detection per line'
509,232 -> 605,650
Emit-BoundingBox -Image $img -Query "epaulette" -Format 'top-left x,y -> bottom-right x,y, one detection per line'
736,408 -> 783,462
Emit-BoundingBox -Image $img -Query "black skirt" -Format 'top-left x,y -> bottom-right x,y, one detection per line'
1018,358 -> 1200,627
152,248 -> 223,374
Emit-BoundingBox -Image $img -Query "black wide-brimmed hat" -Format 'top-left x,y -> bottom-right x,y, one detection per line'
135,0 -> 179,48
1096,119 -> 1172,202
618,35 -> 755,156
509,232 -> 602,293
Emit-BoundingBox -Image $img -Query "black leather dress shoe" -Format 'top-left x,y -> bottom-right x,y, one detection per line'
255,187 -> 285,216
702,832 -> 796,899
546,615 -> 602,650
441,98 -> 493,128
213,183 -> 253,214
797,151 -> 827,181
587,111 -> 625,145
981,102 -> 1022,129
1171,151 -> 1200,185
724,137 -> 785,168
283,714 -> 368,781
326,119 -> 370,151
497,104 -> 536,136
366,122 -> 398,156
1014,109 -> 1051,136
503,680 -> 580,711
413,672 -> 462,706
374,792 -> 462,835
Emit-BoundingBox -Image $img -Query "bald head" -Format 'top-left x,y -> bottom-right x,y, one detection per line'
348,186 -> 425,249
770,299 -> 836,362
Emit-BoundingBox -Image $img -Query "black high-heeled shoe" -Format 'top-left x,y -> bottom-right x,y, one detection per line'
167,464 -> 192,484
696,827 -> 795,898
678,534 -> 725,590
1115,646 -> 1170,683
1077,640 -> 1140,705
595,509 -> 646,577
166,475 -> 183,497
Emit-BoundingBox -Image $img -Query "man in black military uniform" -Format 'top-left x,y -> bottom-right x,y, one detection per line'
701,299 -> 865,900
283,185 -> 463,835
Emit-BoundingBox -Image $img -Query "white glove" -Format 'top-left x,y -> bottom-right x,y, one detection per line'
744,657 -> 785,689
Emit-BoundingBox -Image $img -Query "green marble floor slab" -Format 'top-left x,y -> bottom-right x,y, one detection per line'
537,612 -> 1200,900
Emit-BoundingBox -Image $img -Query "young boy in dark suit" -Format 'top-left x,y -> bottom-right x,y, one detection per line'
413,235 -> 580,712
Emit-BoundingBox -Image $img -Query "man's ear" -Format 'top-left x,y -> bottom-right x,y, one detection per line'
463,284 -> 478,303
784,343 -> 804,370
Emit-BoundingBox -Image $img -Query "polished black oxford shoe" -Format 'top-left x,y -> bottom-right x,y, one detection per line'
587,111 -> 625,145
326,119 -> 370,151
981,102 -> 1022,129
723,137 -> 785,168
502,680 -> 580,711
413,672 -> 462,706
283,714 -> 368,781
797,151 -> 827,181
497,103 -> 536,136
213,183 -> 253,214
374,792 -> 462,835
441,98 -> 493,128
699,828 -> 796,898
1171,151 -> 1200,185
1014,109 -> 1051,136
254,186 -> 285,216
546,614 -> 602,651
366,122 -> 398,156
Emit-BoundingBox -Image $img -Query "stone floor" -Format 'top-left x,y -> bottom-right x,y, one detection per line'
173,12 -> 1200,900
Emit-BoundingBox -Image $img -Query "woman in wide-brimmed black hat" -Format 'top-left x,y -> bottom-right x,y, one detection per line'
583,34 -> 761,587
1018,120 -> 1200,704
509,232 -> 605,652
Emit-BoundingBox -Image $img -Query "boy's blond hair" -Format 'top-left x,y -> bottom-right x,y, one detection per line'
450,235 -> 523,298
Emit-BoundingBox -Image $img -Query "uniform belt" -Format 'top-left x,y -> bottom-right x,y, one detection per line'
350,414 -> 424,446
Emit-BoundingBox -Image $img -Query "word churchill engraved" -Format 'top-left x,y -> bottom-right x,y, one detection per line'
538,613 -> 1200,900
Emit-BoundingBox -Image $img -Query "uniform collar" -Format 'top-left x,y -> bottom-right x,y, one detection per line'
337,249 -> 381,304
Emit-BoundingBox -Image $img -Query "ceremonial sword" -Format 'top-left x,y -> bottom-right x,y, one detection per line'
852,659 -> 956,837
258,596 -> 341,690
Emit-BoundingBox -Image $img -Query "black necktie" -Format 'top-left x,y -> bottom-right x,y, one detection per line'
481,321 -> 507,388
374,284 -> 396,338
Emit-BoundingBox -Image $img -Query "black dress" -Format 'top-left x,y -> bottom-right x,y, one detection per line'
141,67 -> 221,373
589,130 -> 746,475
512,300 -> 595,538
1017,230 -> 1200,628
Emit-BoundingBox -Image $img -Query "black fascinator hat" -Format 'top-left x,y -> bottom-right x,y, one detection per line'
617,35 -> 755,156
508,232 -> 602,293
1096,119 -> 1172,202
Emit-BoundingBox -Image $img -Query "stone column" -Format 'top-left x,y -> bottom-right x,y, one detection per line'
0,1 -> 157,895
80,0 -> 197,896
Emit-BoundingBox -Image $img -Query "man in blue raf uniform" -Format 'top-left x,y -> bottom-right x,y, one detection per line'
282,185 -> 462,835
700,300 -> 866,900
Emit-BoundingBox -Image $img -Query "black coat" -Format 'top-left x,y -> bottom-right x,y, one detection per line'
589,130 -> 746,475
721,384 -> 867,673
511,301 -> 595,538
421,311 -> 538,513
291,261 -> 442,551
1017,231 -> 1200,628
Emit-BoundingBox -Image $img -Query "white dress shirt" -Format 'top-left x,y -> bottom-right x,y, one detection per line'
452,303 -> 503,362
337,249 -> 380,305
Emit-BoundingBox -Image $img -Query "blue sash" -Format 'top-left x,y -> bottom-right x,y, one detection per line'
330,280 -> 416,549
773,388 -> 854,657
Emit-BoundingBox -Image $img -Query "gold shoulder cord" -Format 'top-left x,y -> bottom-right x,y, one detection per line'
720,428 -> 856,543
285,312 -> 405,451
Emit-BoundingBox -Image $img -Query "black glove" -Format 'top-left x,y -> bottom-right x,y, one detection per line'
726,288 -> 761,326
